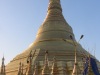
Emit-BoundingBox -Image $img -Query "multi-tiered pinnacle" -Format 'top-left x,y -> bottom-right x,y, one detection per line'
36,0 -> 74,44
48,0 -> 62,12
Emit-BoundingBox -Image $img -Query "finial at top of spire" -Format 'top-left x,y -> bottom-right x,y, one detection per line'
2,56 -> 5,61
48,0 -> 62,12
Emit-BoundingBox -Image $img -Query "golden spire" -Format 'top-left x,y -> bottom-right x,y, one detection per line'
1,57 -> 4,74
17,62 -> 22,75
33,63 -> 38,75
26,53 -> 33,75
42,51 -> 50,75
51,57 -> 58,75
36,0 -> 74,44
1,56 -> 6,75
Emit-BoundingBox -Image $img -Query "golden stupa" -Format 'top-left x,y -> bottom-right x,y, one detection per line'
5,0 -> 100,75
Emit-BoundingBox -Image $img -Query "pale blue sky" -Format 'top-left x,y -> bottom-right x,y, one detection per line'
0,0 -> 100,65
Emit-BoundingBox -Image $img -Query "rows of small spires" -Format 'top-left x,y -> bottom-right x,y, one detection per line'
17,50 -> 94,75
17,50 -> 58,75
0,50 -> 93,75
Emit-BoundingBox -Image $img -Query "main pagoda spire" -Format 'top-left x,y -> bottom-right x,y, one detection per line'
43,0 -> 65,23
36,0 -> 74,43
